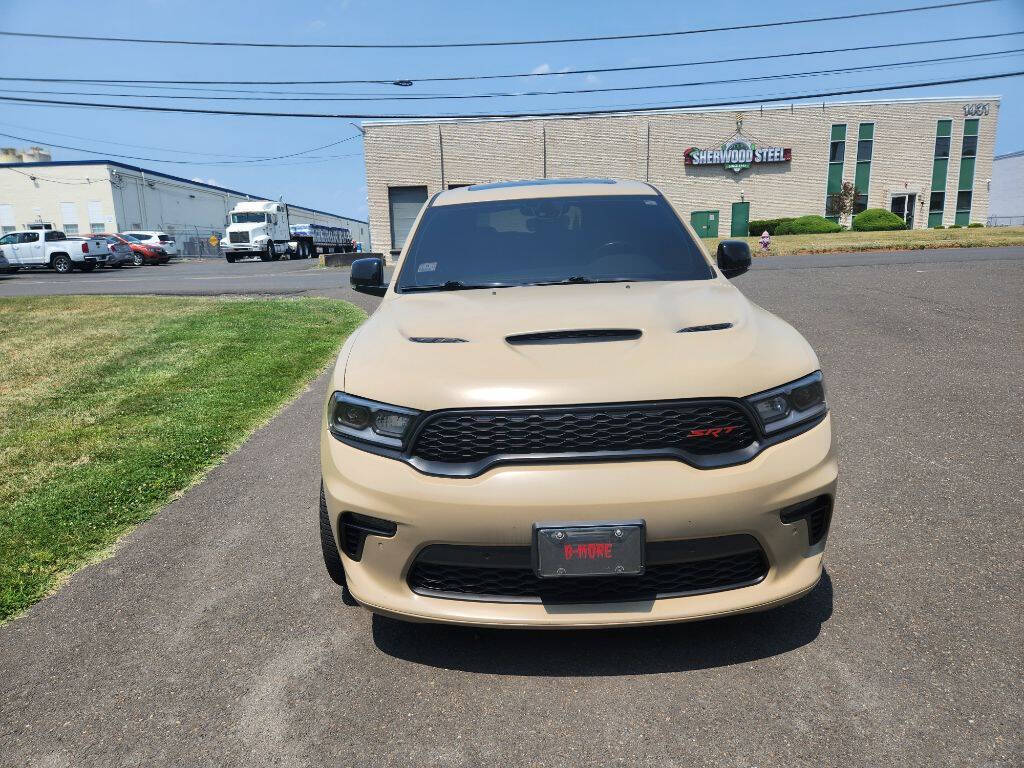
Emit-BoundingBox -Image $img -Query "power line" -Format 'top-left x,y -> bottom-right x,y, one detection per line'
0,130 -> 362,165
0,1 -> 998,49
3,30 -> 1019,87
0,69 -> 1020,120
2,48 -> 1019,103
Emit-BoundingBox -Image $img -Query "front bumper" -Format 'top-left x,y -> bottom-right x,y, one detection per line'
321,414 -> 837,627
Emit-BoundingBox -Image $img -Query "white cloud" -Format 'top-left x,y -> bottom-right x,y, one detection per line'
584,73 -> 601,85
530,63 -> 552,75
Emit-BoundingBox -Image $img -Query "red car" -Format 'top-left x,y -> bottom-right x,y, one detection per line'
100,233 -> 169,266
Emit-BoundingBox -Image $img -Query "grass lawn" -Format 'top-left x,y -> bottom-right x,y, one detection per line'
0,295 -> 364,621
703,226 -> 1024,257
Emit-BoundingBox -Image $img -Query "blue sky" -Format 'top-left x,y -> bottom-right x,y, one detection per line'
1,0 -> 1022,220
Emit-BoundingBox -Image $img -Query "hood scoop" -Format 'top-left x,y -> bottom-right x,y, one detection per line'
678,323 -> 733,333
506,328 -> 642,345
408,336 -> 467,344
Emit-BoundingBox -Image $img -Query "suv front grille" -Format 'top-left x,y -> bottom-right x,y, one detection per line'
410,401 -> 756,464
228,231 -> 250,243
407,535 -> 768,604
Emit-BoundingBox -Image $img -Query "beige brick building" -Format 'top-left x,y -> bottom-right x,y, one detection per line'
364,96 -> 999,257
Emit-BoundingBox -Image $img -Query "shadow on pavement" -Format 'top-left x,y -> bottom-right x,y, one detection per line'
372,570 -> 832,675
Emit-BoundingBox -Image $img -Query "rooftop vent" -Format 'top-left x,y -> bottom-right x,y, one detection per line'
506,329 -> 642,345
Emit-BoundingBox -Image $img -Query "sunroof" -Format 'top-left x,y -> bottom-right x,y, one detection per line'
467,178 -> 617,191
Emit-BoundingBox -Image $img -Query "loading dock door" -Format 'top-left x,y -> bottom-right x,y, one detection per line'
730,202 -> 750,237
388,186 -> 428,254
690,210 -> 719,238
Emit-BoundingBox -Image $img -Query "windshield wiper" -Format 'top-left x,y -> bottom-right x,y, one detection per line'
529,276 -> 637,286
400,280 -> 514,293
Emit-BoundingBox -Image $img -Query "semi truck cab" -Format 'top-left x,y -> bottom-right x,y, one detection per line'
222,201 -> 354,262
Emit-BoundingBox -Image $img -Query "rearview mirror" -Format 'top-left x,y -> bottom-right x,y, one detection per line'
716,240 -> 751,279
350,256 -> 388,296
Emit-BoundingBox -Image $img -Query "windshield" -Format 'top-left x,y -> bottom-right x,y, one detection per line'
120,234 -> 141,242
231,212 -> 268,224
396,195 -> 714,292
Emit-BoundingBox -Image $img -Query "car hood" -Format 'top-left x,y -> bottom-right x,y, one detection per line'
337,280 -> 819,410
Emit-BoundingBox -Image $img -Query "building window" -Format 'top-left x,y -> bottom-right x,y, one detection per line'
928,119 -> 953,227
90,223 -> 105,233
955,118 -> 979,226
63,224 -> 79,235
1,226 -> 14,234
825,124 -> 847,222
853,123 -> 873,215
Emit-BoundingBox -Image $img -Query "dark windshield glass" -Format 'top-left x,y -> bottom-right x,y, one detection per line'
396,195 -> 714,292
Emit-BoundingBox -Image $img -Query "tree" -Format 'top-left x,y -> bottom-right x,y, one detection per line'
826,181 -> 859,223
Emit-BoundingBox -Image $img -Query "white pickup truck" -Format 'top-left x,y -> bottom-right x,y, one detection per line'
0,230 -> 106,273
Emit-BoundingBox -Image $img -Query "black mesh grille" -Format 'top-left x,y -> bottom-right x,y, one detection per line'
408,539 -> 768,604
411,401 -> 756,464
779,495 -> 832,546
228,231 -> 249,243
340,512 -> 396,561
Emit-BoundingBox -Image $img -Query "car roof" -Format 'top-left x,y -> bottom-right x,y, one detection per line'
433,178 -> 656,206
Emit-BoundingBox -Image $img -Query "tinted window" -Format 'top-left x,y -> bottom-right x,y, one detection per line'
45,231 -> 65,241
21,232 -> 39,243
956,190 -> 972,211
0,234 -> 16,245
856,140 -> 873,162
961,134 -> 978,157
934,136 -> 950,158
929,191 -> 945,212
397,195 -> 714,292
158,235 -> 171,242
829,141 -> 845,162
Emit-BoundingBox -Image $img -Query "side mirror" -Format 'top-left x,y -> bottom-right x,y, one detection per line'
350,256 -> 388,296
716,240 -> 751,279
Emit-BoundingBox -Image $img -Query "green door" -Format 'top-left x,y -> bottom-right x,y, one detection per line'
690,210 -> 719,238
730,202 -> 750,237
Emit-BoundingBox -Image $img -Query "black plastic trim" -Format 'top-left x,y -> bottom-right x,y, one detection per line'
506,328 -> 642,345
340,511 -> 397,561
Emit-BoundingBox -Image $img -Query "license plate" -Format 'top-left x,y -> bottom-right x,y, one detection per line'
533,521 -> 645,578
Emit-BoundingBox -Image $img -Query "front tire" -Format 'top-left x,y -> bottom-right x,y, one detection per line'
52,254 -> 72,274
225,253 -> 236,263
132,252 -> 144,267
320,482 -> 359,606
260,242 -> 275,262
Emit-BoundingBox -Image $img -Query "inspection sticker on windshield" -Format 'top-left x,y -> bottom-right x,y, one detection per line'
418,261 -> 437,273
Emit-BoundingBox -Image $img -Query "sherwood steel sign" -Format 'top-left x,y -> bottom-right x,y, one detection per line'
684,139 -> 792,173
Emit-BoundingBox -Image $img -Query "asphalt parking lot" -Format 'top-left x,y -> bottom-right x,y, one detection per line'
1,247 -> 1022,767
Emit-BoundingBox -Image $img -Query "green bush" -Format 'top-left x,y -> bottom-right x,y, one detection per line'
852,208 -> 907,231
968,222 -> 984,228
748,218 -> 795,236
932,225 -> 945,229
949,224 -> 962,229
775,215 -> 843,235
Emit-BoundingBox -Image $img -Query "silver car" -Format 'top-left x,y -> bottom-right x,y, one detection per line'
0,250 -> 18,275
103,237 -> 135,268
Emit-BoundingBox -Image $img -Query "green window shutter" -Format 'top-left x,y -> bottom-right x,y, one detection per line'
963,119 -> 979,136
827,162 -> 844,195
958,156 -> 976,190
936,119 -> 952,137
954,211 -> 970,226
858,123 -> 874,141
854,161 -> 871,196
830,124 -> 847,141
931,158 -> 948,191
928,212 -> 944,228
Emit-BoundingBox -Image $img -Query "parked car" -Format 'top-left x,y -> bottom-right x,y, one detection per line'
67,237 -> 110,268
99,236 -> 136,268
0,230 -> 104,272
107,233 -> 167,265
0,250 -> 18,275
321,178 -> 837,627
122,231 -> 177,258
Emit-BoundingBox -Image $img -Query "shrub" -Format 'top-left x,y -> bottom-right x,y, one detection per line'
968,222 -> 984,228
949,224 -> 962,228
851,208 -> 907,231
748,218 -> 795,236
775,215 -> 843,235
932,225 -> 945,229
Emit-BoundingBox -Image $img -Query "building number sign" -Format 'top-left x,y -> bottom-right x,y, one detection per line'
963,103 -> 990,117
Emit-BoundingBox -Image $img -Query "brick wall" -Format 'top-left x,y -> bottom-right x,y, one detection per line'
364,98 -> 1000,255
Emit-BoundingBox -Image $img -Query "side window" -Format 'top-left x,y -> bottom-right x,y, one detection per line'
21,232 -> 40,243
45,231 -> 64,241
0,234 -> 17,246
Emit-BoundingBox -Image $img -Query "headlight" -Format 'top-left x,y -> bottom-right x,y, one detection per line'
745,371 -> 827,434
328,392 -> 419,448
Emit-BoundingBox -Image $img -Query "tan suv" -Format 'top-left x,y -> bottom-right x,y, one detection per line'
320,179 -> 837,628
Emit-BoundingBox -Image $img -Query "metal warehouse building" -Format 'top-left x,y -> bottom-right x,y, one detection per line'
0,160 -> 370,254
364,96 -> 999,257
